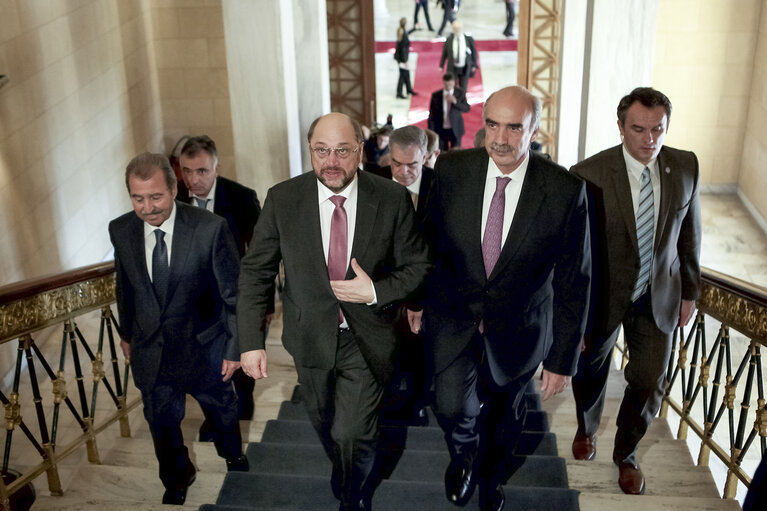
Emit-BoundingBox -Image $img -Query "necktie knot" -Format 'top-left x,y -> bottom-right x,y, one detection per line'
495,176 -> 511,193
330,195 -> 346,208
194,197 -> 209,209
154,229 -> 165,244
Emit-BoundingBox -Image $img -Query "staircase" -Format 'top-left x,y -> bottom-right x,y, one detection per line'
24,309 -> 740,510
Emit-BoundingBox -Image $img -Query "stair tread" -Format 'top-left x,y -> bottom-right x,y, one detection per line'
578,493 -> 740,511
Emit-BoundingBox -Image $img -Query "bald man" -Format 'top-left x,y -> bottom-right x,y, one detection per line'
237,113 -> 430,511
420,86 -> 591,510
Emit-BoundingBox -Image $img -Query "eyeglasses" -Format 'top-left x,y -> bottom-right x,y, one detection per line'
310,146 -> 359,159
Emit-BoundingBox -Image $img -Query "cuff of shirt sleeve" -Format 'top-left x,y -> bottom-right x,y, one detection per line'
367,282 -> 378,306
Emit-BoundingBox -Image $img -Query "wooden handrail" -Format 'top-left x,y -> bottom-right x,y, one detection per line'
698,267 -> 767,345
0,262 -> 114,304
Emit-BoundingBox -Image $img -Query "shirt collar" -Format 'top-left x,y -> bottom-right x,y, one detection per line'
486,150 -> 530,183
143,201 -> 177,239
394,171 -> 423,195
622,145 -> 657,179
191,175 -> 217,202
317,171 -> 359,204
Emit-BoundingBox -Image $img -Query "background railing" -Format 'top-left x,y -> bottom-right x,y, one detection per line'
617,267 -> 766,500
0,262 -> 139,510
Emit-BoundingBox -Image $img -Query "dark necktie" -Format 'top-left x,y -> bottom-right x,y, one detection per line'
152,229 -> 170,304
194,197 -> 209,209
328,196 -> 348,323
632,167 -> 654,301
482,177 -> 511,277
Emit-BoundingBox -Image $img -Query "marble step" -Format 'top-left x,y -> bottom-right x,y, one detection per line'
566,459 -> 720,498
579,493 -> 741,511
30,463 -> 223,510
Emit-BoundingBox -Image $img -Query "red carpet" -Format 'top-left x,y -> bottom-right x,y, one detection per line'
376,39 -> 517,147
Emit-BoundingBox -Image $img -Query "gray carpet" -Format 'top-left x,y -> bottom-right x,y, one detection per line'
199,385 -> 579,510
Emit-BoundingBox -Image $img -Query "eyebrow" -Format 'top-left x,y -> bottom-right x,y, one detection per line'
392,158 -> 419,165
485,117 -> 524,129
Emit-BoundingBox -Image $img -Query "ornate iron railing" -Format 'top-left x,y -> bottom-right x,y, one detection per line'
617,267 -> 766,499
0,262 -> 139,510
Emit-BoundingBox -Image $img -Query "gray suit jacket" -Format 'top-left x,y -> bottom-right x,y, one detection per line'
110,201 -> 240,393
571,144 -> 701,336
424,149 -> 591,385
237,170 -> 431,384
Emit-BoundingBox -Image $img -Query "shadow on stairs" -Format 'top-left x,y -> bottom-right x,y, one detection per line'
200,382 -> 579,511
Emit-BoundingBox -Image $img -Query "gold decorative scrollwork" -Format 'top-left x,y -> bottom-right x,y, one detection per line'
698,280 -> 767,345
4,392 -> 21,431
0,274 -> 116,343
52,371 -> 68,404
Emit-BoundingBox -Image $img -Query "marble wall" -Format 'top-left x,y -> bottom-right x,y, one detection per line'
739,4 -> 767,231
0,0 -> 164,284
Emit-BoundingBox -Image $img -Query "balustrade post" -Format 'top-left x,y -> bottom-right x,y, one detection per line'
0,479 -> 9,511
42,443 -> 62,496
118,395 -> 131,438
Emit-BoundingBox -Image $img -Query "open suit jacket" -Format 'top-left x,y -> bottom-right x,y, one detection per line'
428,88 -> 470,141
110,201 -> 240,393
440,33 -> 478,77
423,148 -> 591,385
237,170 -> 431,384
571,144 -> 701,338
180,176 -> 261,258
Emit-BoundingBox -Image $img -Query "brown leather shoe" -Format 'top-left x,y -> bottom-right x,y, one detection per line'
617,462 -> 645,495
572,430 -> 597,460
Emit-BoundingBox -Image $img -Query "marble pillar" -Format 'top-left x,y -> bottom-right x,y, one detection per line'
221,0 -> 302,198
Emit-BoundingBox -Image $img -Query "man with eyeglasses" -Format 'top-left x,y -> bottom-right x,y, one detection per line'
237,112 -> 430,511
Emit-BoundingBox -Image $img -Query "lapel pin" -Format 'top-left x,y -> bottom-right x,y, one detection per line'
665,167 -> 670,174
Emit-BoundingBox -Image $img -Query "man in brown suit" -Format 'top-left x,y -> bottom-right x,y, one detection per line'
570,87 -> 701,495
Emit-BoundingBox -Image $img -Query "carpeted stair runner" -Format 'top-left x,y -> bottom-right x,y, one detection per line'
200,385 -> 579,510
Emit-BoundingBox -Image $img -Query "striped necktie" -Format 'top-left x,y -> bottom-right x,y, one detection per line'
631,167 -> 654,301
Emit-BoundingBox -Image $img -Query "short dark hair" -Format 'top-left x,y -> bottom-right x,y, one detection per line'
390,125 -> 427,153
180,135 -> 218,160
443,72 -> 454,82
125,152 -> 176,192
307,113 -> 365,144
617,87 -> 672,125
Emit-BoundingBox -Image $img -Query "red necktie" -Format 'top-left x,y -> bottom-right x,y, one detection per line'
328,196 -> 348,323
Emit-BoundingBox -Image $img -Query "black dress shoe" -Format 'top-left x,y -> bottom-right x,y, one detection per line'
396,94 -> 407,99
444,459 -> 475,505
162,471 -> 196,505
482,485 -> 505,511
409,91 -> 419,96
226,454 -> 249,472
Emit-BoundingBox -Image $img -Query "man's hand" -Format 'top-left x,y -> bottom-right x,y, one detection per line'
679,299 -> 696,327
540,369 -> 570,401
446,94 -> 457,104
241,349 -> 268,379
120,340 -> 130,363
330,259 -> 375,304
221,360 -> 241,382
407,309 -> 423,334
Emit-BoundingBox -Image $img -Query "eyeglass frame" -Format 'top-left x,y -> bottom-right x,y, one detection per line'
309,145 -> 361,160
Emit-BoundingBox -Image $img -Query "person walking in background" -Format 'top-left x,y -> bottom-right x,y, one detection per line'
395,17 -> 417,100
409,0 -> 434,33
503,0 -> 516,38
440,21 -> 478,91
428,73 -> 470,150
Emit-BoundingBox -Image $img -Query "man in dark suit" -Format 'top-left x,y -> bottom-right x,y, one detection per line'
428,73 -> 470,151
369,125 -> 434,422
110,153 -> 248,505
440,21 -> 478,91
178,135 -> 263,433
437,0 -> 460,36
421,86 -> 591,511
570,87 -> 701,495
237,113 -> 431,511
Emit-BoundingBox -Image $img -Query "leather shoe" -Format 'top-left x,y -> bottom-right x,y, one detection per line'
572,430 -> 597,460
444,459 -> 475,505
617,461 -> 645,495
482,484 -> 505,511
226,454 -> 249,472
161,470 -> 196,505
396,94 -> 407,99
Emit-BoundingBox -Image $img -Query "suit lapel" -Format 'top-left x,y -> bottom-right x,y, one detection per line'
350,171 -> 378,278
466,153 -> 489,279
299,175 -> 332,290
213,176 -> 231,215
166,202 -> 194,306
488,153 -> 546,280
654,149 -> 674,251
609,148 -> 639,251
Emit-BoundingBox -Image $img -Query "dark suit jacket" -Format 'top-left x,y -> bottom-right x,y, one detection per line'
428,88 -> 470,140
367,165 -> 434,224
423,149 -> 591,385
110,201 -> 240,393
237,170 -> 431,384
183,176 -> 260,258
571,144 -> 701,336
440,33 -> 478,76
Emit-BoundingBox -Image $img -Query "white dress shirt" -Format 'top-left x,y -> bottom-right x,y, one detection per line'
190,177 -> 217,212
442,88 -> 454,129
622,145 -> 661,243
480,152 -> 529,247
453,33 -> 467,67
143,202 -> 177,282
393,172 -> 423,210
